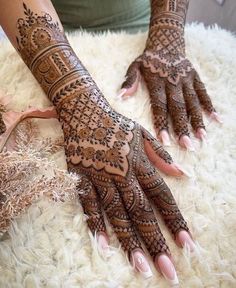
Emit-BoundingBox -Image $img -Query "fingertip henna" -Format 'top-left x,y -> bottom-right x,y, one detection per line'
136,157 -> 191,252
75,175 -> 107,236
166,84 -> 190,138
14,3 -> 191,272
194,73 -> 216,114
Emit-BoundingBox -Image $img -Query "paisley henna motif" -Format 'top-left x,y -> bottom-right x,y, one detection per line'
15,3 -> 190,262
122,0 -> 216,138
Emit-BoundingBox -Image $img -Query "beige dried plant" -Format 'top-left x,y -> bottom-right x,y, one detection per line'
0,119 -> 81,234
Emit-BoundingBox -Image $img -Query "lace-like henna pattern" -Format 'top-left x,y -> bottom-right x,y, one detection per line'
15,3 -> 190,261
122,0 -> 216,138
135,153 -> 189,237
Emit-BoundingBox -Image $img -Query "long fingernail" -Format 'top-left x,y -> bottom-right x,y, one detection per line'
179,135 -> 195,151
210,112 -> 223,124
173,163 -> 191,178
132,250 -> 153,279
196,128 -> 207,141
159,130 -> 171,146
97,233 -> 110,253
117,88 -> 127,99
156,254 -> 179,286
177,230 -> 196,252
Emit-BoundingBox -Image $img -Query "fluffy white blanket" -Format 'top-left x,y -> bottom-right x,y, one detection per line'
0,23 -> 235,287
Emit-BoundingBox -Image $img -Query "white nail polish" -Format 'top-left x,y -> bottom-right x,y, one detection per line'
157,254 -> 179,286
177,230 -> 196,252
196,128 -> 207,141
159,130 -> 171,146
173,163 -> 191,178
117,88 -> 127,99
162,270 -> 179,286
132,251 -> 153,279
210,112 -> 223,123
97,233 -> 110,254
179,135 -> 195,151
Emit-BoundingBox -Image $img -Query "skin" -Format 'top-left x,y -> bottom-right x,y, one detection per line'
0,0 -> 196,281
120,0 -> 219,149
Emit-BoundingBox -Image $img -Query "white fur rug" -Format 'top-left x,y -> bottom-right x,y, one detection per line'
0,23 -> 236,288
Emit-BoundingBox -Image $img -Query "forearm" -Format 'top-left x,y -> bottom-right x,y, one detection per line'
0,0 -> 101,108
150,0 -> 189,24
146,0 -> 189,53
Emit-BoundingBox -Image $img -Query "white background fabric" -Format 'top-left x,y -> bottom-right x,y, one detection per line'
0,24 -> 235,287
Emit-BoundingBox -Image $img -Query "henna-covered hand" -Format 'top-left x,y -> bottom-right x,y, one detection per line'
5,2 -> 196,282
120,0 -> 221,150
0,103 -> 7,136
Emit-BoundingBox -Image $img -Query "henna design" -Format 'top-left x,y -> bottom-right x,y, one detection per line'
121,0 -> 216,138
135,153 -> 189,236
15,3 -> 191,262
194,72 -> 216,114
0,104 -> 6,135
141,127 -> 173,164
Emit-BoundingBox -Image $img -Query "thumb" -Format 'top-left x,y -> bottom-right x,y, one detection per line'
141,127 -> 186,177
118,59 -> 141,99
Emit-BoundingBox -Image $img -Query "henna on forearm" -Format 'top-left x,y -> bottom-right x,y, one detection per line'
121,0 -> 215,141
16,3 -> 101,108
147,0 -> 189,54
0,1 -> 191,271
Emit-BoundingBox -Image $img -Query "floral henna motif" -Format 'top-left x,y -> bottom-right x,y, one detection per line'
122,0 -> 216,139
15,3 -> 191,263
61,94 -> 134,177
142,0 -> 191,85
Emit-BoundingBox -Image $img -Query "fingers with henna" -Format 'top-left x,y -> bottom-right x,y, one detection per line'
117,178 -> 179,283
194,72 -> 222,123
141,127 -> 187,177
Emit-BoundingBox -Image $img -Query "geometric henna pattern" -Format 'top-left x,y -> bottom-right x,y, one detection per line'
16,3 -> 190,262
122,0 -> 216,138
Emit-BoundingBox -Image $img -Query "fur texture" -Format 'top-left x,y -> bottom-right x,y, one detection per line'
0,23 -> 235,287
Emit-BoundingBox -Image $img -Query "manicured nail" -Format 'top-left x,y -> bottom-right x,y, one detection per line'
173,163 -> 191,178
169,163 -> 184,177
177,230 -> 196,252
117,88 -> 127,99
196,128 -> 207,141
159,130 -> 171,146
210,112 -> 223,124
132,250 -> 153,279
156,254 -> 179,286
179,135 -> 195,151
97,233 -> 110,253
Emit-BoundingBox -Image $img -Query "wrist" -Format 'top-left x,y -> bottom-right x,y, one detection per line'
149,0 -> 189,24
15,3 -> 102,109
146,0 -> 188,53
145,22 -> 185,55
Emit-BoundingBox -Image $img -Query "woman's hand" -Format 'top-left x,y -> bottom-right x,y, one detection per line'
0,1 -> 195,282
56,71 -> 195,283
119,0 -> 221,149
